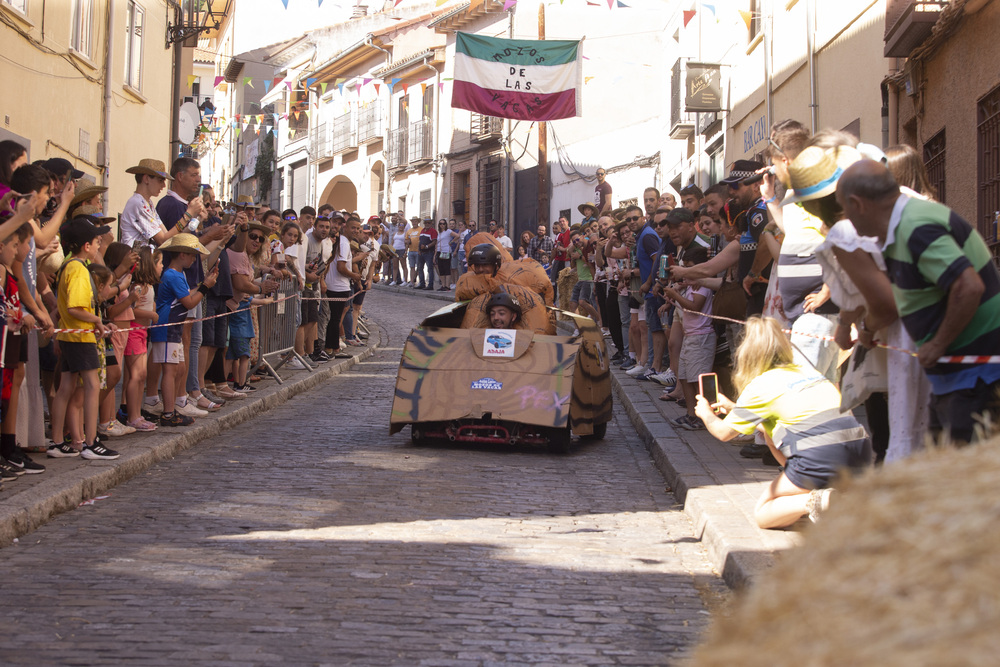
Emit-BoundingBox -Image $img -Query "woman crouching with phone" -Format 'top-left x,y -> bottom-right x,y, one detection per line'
694,317 -> 872,527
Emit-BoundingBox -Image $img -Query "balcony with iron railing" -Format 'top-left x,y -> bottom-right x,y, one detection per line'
358,101 -> 383,144
311,122 -> 332,161
331,113 -> 357,154
388,126 -> 408,170
408,118 -> 433,165
471,113 -> 503,142
669,59 -> 696,140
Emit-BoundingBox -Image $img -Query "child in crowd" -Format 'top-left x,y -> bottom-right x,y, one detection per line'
567,228 -> 601,328
122,247 -> 159,431
99,243 -> 140,437
84,263 -> 128,439
0,222 -> 42,478
152,234 -> 218,427
47,218 -> 118,460
661,246 -> 715,431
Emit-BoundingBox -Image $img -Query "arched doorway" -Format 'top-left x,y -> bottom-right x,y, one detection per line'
319,175 -> 358,213
370,160 -> 385,214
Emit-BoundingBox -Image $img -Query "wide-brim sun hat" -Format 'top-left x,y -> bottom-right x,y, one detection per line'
782,145 -> 863,206
246,222 -> 272,236
158,233 -> 209,255
69,185 -> 107,210
125,158 -> 171,180
578,202 -> 597,216
74,204 -> 115,223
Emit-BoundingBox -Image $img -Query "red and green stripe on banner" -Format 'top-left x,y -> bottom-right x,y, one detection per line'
452,32 -> 583,122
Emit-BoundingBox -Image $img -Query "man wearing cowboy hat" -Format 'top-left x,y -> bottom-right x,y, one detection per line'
120,158 -> 205,249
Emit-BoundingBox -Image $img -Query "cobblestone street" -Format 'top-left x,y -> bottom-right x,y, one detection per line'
0,291 -> 726,665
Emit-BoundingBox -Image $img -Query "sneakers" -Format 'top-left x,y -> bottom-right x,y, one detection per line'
285,357 -> 310,371
159,412 -> 194,427
98,420 -> 136,437
739,443 -> 768,459
807,488 -> 833,523
625,364 -> 648,377
214,385 -> 247,400
82,442 -> 120,460
47,441 -> 81,458
7,449 -> 45,474
176,401 -> 208,418
639,368 -> 659,382
620,358 -> 637,371
670,414 -> 706,431
127,418 -> 158,432
650,369 -> 677,388
610,351 -> 625,364
310,351 -> 331,364
200,388 -> 227,406
232,383 -> 257,393
0,459 -> 19,481
143,398 -> 164,415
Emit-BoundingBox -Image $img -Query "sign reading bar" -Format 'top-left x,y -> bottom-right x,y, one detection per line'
685,62 -> 723,113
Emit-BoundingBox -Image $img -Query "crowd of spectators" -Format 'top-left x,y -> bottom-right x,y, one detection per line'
0,143 -> 386,488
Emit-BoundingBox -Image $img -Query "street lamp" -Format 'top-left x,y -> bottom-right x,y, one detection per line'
166,0 -> 227,46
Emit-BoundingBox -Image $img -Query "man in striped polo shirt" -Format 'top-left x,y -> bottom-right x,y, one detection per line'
838,160 -> 1000,444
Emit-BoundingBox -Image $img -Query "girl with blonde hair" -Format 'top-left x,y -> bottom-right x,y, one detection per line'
695,317 -> 872,527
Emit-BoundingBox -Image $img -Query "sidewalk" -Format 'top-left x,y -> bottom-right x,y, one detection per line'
0,338 -> 380,548
376,281 -> 798,589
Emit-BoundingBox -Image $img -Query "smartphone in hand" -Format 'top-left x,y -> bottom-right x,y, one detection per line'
698,373 -> 718,407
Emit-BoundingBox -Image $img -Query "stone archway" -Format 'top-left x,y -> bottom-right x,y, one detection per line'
319,175 -> 358,213
370,160 -> 385,214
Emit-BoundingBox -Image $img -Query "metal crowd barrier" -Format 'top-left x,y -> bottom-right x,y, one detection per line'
252,278 -> 311,384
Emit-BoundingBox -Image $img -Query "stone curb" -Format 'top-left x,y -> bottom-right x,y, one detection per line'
0,332 -> 382,548
373,282 -> 456,303
553,318 -> 780,590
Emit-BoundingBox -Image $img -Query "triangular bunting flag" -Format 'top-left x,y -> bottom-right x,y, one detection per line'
438,81 -> 444,92
374,83 -> 381,94
243,76 -> 253,88
607,0 -> 613,7
436,0 -> 448,5
187,75 -> 197,89
256,115 -> 263,124
585,76 -> 595,83
503,0 -> 516,9
702,3 -> 716,17
394,0 -> 403,5
738,9 -> 752,29
320,82 -> 328,94
264,80 -> 272,93
363,78 -> 372,86
280,0 -> 288,7
305,110 -> 311,119
402,83 -> 409,94
338,83 -> 344,95
307,77 -> 317,88
285,81 -> 293,91
214,76 -> 224,87
683,9 -> 695,26
616,0 -> 629,6
421,83 -> 427,94
294,111 -> 300,120
289,129 -> 296,139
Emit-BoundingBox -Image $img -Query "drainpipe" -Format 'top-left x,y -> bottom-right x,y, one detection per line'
762,0 -> 773,129
101,0 -> 115,199
806,0 -> 817,132
420,58 -> 440,218
167,1 -> 183,160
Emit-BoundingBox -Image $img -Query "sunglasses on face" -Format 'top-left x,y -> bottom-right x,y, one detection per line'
284,216 -> 296,220
656,220 -> 670,228
248,234 -> 264,242
626,215 -> 642,223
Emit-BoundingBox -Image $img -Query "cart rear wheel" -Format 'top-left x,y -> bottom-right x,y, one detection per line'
410,425 -> 428,446
547,427 -> 572,454
581,421 -> 607,441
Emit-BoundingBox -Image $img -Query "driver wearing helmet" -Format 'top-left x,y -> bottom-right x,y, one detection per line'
485,292 -> 522,329
467,243 -> 503,277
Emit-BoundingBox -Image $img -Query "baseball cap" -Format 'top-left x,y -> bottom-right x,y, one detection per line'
43,157 -> 85,180
60,216 -> 111,250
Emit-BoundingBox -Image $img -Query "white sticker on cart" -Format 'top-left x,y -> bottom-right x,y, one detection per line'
482,329 -> 516,358
471,377 -> 503,391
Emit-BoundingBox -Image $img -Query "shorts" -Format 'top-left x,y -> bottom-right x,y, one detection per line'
149,341 -> 185,365
783,434 -> 872,491
38,339 -> 57,372
202,295 -> 230,348
228,299 -> 255,339
571,280 -> 594,305
186,297 -> 202,321
125,327 -> 148,356
677,330 -> 717,382
4,330 -> 22,368
58,340 -> 101,373
395,248 -> 407,260
227,336 -> 251,360
104,338 -> 118,367
407,250 -> 418,269
437,255 -> 451,276
353,286 -> 366,306
929,378 -> 1000,444
644,296 -> 666,333
301,290 -> 319,324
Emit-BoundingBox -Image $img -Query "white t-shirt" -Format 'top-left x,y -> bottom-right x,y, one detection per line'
391,230 -> 407,250
324,234 -> 353,292
497,234 -> 513,251
436,229 -> 456,253
120,192 -> 164,248
298,229 -> 333,289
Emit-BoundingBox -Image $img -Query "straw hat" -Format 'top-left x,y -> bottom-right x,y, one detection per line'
125,158 -> 171,180
158,233 -> 209,255
246,222 -> 271,236
610,207 -> 627,223
74,204 -> 115,223
782,145 -> 863,206
69,185 -> 107,210
235,194 -> 255,206
578,202 -> 597,216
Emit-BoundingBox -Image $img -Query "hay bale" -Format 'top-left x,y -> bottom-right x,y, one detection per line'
464,231 -> 513,263
497,258 -> 554,305
461,284 -> 555,335
692,436 -> 1000,667
557,266 -> 578,321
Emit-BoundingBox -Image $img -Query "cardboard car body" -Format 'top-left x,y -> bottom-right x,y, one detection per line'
390,301 -> 613,451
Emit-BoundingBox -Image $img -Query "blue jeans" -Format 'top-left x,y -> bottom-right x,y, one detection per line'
417,251 -> 435,288
186,305 -> 203,394
617,293 -> 631,356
